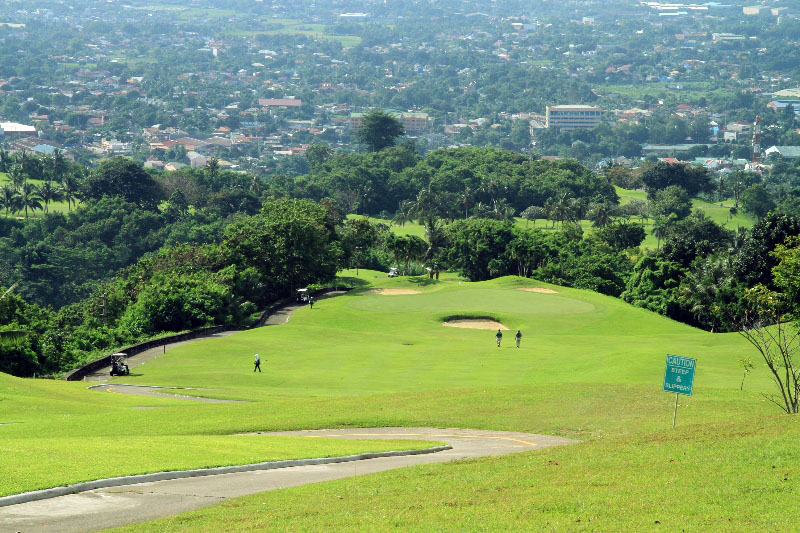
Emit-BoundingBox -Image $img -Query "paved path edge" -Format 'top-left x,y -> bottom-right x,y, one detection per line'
0,445 -> 451,508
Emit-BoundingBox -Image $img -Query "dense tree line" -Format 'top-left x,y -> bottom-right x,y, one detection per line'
3,148 -> 800,379
0,198 -> 340,377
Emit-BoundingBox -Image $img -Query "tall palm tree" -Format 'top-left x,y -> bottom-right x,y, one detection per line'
550,193 -> 574,228
19,182 -> 43,218
8,165 -> 25,191
15,150 -> 36,180
589,202 -> 613,228
423,216 -> 447,279
1,185 -> 21,217
60,174 -> 79,212
205,157 -> 220,180
0,149 -> 11,173
459,185 -> 473,219
412,184 -> 437,221
51,149 -> 66,184
678,255 -> 734,332
38,180 -> 63,214
392,200 -> 414,227
491,198 -> 515,220
652,216 -> 670,250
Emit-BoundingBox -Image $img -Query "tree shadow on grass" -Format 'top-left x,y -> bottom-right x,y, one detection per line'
334,276 -> 371,289
407,277 -> 440,286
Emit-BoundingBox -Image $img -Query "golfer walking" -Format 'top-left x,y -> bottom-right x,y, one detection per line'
515,330 -> 522,348
253,353 -> 261,372
496,329 -> 503,347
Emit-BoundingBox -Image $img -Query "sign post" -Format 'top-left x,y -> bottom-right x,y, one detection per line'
663,355 -> 696,427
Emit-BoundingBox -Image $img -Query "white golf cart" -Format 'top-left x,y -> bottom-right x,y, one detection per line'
296,288 -> 310,303
388,267 -> 399,278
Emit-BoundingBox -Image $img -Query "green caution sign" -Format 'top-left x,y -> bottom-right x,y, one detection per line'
663,355 -> 696,396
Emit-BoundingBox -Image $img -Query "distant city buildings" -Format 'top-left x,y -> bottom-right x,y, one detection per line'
0,122 -> 37,137
545,105 -> 603,130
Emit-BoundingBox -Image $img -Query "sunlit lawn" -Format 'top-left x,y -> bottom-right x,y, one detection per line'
92,273 -> 799,532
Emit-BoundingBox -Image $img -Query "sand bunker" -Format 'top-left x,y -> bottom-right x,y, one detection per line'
443,320 -> 509,330
517,287 -> 558,294
366,288 -> 421,295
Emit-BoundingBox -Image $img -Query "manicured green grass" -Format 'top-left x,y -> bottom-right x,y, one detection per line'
121,411 -> 800,532
0,176 -> 81,217
113,275 -> 768,397
4,275 -> 793,530
0,372 -> 439,497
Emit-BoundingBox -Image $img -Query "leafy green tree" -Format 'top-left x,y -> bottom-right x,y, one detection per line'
772,236 -> 800,314
642,162 -> 712,198
733,212 -> 800,288
621,255 -> 685,317
392,200 -> 414,227
740,184 -> 775,220
339,217 -> 380,273
223,198 -> 341,298
356,110 -> 405,152
304,143 -> 333,170
678,253 -> 735,331
204,157 -> 220,180
119,271 -> 234,335
507,228 -> 551,277
659,212 -> 733,268
82,156 -> 165,210
164,189 -> 189,221
447,219 -> 514,281
593,220 -> 646,251
520,205 -> 545,228
384,233 -> 426,275
649,185 -> 692,220
8,165 -> 26,191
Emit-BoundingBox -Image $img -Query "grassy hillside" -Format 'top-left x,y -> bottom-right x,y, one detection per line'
0,370 -> 437,497
102,273 -> 796,531
4,273 -> 795,530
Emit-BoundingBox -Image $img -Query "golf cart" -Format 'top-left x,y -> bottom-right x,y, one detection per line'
110,353 -> 130,376
296,288 -> 310,303
388,267 -> 399,278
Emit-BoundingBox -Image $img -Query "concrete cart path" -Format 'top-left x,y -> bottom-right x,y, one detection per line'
85,383 -> 241,403
82,331 -> 241,382
82,291 -> 345,383
261,290 -> 345,326
0,428 -> 577,533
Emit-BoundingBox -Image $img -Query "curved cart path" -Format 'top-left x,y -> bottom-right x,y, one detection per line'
83,291 -> 345,383
0,428 -> 577,533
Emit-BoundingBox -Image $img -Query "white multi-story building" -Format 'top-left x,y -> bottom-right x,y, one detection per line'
545,105 -> 603,130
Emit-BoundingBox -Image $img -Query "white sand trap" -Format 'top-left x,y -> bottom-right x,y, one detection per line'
517,287 -> 558,294
444,320 -> 509,330
366,288 -> 421,295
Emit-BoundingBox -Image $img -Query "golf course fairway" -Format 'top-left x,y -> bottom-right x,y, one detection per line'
3,272 -> 799,531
